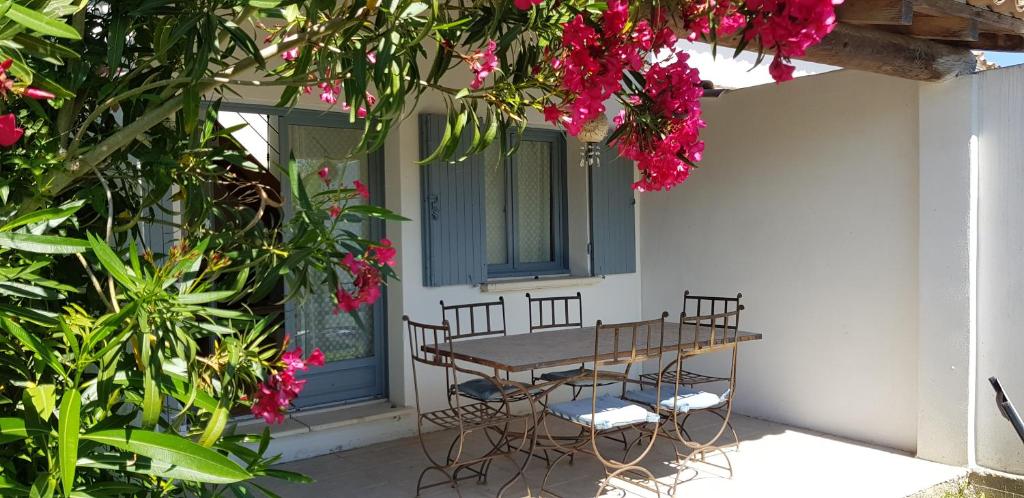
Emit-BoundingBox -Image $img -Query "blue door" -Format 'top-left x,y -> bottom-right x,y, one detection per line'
278,110 -> 388,407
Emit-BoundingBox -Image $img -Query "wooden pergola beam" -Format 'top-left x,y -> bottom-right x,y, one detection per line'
715,23 -> 977,82
838,0 -> 915,25
900,15 -> 981,40
914,0 -> 1024,33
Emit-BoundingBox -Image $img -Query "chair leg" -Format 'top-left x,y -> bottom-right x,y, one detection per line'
416,465 -> 463,498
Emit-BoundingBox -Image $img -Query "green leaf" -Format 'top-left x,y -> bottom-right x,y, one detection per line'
80,429 -> 251,483
0,200 -> 84,232
177,290 -> 236,305
197,403 -> 229,448
25,384 -> 56,421
248,0 -> 283,8
0,233 -> 89,254
0,281 -> 62,300
86,233 -> 136,291
0,417 -> 50,444
77,453 -> 238,483
59,389 -> 81,497
5,3 -> 81,39
1,317 -> 67,378
28,474 -> 54,498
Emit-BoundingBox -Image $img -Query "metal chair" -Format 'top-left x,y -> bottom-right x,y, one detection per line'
640,291 -> 743,449
527,292 -> 615,400
539,312 -> 669,498
628,306 -> 743,490
440,298 -> 534,403
404,316 -> 533,498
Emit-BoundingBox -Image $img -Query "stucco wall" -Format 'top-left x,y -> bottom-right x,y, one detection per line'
976,65 -> 1024,474
638,70 -> 921,452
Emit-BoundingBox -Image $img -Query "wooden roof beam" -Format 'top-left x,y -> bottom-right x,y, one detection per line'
900,15 -> 981,41
913,0 -> 1024,34
838,0 -> 915,25
715,23 -> 976,82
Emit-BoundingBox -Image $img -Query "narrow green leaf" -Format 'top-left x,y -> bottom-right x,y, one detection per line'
86,233 -> 136,291
25,384 -> 56,421
80,429 -> 251,483
177,290 -> 236,305
5,4 -> 81,39
0,233 -> 89,254
0,417 -> 50,444
1,317 -> 67,378
58,389 -> 81,497
0,200 -> 84,232
197,404 -> 229,447
28,474 -> 54,498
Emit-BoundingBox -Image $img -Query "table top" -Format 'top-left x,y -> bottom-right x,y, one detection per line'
421,322 -> 762,373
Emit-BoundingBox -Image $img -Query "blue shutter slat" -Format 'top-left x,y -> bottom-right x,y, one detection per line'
420,114 -> 487,287
589,145 -> 636,275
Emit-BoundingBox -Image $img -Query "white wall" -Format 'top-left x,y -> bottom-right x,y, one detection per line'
976,65 -> 1024,474
638,70 -> 921,452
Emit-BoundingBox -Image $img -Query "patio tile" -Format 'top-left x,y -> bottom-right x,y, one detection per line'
259,414 -> 964,497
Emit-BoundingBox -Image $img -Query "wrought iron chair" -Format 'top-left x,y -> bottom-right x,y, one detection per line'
640,291 -> 743,448
404,316 -> 533,498
626,306 -> 743,490
527,292 -> 615,400
539,312 -> 669,498
440,298 -> 534,403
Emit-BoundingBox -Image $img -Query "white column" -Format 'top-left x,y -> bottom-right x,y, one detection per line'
917,75 -> 979,466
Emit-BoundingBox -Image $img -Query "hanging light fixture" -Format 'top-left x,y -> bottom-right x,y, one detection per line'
577,113 -> 609,169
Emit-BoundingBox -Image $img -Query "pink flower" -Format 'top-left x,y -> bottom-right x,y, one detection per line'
514,0 -> 543,9
23,88 -> 54,100
613,109 -> 626,126
353,180 -> 370,200
543,105 -> 562,125
318,81 -> 341,104
281,47 -> 299,61
366,51 -> 377,64
306,349 -> 325,367
373,238 -> 397,267
467,40 -> 499,90
356,106 -> 367,118
250,345 -> 326,424
334,251 -> 383,314
318,166 -> 331,185
328,204 -> 342,218
0,114 -> 23,148
769,55 -> 795,83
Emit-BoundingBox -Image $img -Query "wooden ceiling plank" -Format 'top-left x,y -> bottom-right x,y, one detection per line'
903,15 -> 981,40
966,32 -> 1024,50
838,0 -> 915,25
914,0 -> 1024,34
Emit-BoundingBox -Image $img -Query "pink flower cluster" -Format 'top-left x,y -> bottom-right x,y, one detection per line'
466,40 -> 499,90
543,0 -> 650,136
613,52 -> 706,192
335,251 -> 383,313
251,345 -> 325,424
744,0 -> 843,82
683,0 -> 747,41
0,58 -> 55,148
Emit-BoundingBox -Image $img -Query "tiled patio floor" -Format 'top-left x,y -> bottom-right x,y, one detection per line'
260,413 -> 963,497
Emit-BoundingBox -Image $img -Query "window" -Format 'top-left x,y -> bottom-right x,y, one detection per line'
483,129 -> 568,278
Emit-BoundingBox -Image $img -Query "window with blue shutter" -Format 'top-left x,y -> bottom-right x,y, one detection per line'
589,145 -> 636,275
420,115 -> 570,286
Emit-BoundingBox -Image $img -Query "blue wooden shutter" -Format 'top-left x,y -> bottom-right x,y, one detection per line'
420,114 -> 487,286
589,145 -> 636,275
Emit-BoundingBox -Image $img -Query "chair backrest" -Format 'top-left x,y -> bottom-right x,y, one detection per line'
440,297 -> 507,340
592,312 -> 670,370
677,305 -> 744,353
526,292 -> 583,332
404,316 -> 453,412
682,291 -> 742,344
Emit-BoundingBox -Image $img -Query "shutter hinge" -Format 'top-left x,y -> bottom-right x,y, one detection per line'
586,242 -> 592,255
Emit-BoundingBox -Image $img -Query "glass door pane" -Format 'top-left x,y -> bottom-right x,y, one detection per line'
287,125 -> 375,364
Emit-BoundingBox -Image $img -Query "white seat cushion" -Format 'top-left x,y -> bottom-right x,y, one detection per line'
546,395 -> 660,430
